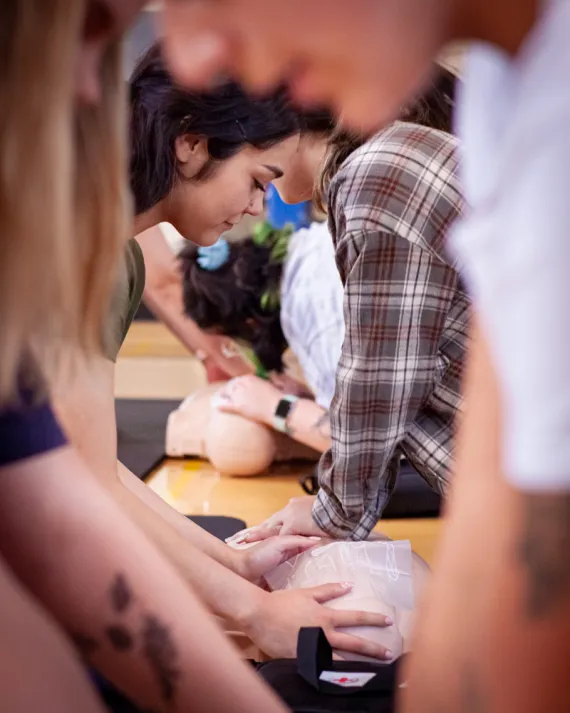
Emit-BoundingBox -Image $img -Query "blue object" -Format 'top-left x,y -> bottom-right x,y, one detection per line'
197,238 -> 230,271
266,184 -> 311,230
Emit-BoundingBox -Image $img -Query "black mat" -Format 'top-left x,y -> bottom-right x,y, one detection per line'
301,461 -> 441,519
188,515 -> 246,541
116,398 -> 178,479
382,461 -> 441,519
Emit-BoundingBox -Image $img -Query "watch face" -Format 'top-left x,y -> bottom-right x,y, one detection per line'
275,398 -> 293,419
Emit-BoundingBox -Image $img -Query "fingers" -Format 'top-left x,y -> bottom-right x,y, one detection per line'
325,631 -> 394,662
275,535 -> 322,550
329,609 -> 393,629
239,525 -> 282,543
308,582 -> 354,604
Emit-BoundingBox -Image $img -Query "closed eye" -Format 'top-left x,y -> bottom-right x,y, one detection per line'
253,179 -> 267,193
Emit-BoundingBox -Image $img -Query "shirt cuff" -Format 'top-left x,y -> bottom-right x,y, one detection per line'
312,489 -> 378,541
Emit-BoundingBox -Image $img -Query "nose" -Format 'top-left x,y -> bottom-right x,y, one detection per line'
245,192 -> 265,217
164,31 -> 230,89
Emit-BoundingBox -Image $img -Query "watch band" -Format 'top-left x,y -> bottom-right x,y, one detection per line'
273,395 -> 299,435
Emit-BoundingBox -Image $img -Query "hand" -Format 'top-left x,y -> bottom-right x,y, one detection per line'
235,535 -> 322,585
216,375 -> 281,425
197,335 -> 253,380
243,584 -> 394,661
228,496 -> 327,543
269,372 -> 313,398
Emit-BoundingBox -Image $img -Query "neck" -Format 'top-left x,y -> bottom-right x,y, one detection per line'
457,0 -> 540,55
306,137 -> 328,196
133,202 -> 165,237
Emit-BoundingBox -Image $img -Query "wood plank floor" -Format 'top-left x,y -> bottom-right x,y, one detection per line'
146,459 -> 442,564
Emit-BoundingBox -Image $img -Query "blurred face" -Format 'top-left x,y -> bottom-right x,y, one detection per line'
162,0 -> 456,133
274,133 -> 328,205
165,135 -> 300,246
76,0 -> 145,104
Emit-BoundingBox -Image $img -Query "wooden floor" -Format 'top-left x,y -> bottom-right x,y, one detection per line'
120,322 -> 443,564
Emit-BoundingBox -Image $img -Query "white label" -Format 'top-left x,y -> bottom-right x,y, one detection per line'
319,671 -> 377,688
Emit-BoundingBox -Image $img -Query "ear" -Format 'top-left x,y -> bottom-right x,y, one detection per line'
175,134 -> 210,178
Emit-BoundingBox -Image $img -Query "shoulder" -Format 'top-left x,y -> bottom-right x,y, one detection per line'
103,240 -> 146,362
329,122 -> 462,257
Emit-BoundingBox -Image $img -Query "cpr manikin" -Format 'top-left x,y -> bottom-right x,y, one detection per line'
230,533 -> 429,662
166,383 -> 319,475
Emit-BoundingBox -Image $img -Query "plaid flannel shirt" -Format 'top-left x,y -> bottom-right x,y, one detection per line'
313,122 -> 470,539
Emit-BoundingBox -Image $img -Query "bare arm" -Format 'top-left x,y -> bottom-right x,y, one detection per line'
218,375 -> 332,453
52,352 -> 392,661
285,399 -> 331,453
0,448 -> 287,713
0,554 -> 106,713
52,352 -> 242,571
400,321 -> 570,713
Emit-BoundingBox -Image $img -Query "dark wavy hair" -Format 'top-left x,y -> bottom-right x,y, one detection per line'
299,66 -> 458,211
129,42 -> 300,215
179,239 -> 288,373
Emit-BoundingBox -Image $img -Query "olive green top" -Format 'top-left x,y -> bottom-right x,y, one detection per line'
103,238 -> 146,361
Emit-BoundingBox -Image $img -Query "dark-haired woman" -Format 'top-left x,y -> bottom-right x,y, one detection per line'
225,67 -> 471,542
51,41 -> 392,673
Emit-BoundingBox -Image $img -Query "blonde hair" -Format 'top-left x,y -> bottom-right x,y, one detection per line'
0,1 -> 130,403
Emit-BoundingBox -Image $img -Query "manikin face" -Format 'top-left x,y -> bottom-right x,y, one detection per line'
162,0 -> 456,133
165,135 -> 300,246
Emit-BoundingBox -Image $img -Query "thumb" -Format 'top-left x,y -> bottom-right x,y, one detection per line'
212,392 -> 235,413
273,535 -> 322,556
308,581 -> 354,604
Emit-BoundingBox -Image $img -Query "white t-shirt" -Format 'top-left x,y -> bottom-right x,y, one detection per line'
280,222 -> 345,409
450,0 -> 570,489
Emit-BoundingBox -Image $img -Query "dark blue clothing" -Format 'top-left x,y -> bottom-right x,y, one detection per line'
0,389 -> 66,466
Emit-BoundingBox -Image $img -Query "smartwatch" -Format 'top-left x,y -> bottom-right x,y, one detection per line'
273,395 -> 299,435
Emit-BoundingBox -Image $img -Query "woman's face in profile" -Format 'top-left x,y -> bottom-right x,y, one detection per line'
75,0 -> 145,105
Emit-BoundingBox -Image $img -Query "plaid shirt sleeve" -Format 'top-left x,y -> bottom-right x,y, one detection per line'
312,123 -> 463,539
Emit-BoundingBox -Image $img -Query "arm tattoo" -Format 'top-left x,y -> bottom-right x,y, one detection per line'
110,573 -> 134,613
517,493 -> 570,619
71,632 -> 99,658
142,614 -> 181,704
106,625 -> 134,651
312,411 -> 331,440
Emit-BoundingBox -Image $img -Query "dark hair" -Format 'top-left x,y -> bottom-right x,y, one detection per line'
298,67 -> 458,211
129,42 -> 300,215
179,239 -> 288,373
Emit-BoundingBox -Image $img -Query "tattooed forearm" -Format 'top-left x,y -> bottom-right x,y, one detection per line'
110,573 -> 134,613
517,493 -> 570,619
71,632 -> 99,657
142,614 -> 181,704
106,625 -> 134,651
312,411 -> 331,440
73,574 -> 181,707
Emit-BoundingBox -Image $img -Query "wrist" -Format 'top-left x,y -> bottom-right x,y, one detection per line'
232,583 -> 268,632
231,547 -> 257,582
262,388 -> 282,426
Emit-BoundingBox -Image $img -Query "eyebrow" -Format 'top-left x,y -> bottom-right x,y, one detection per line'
262,164 -> 284,179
